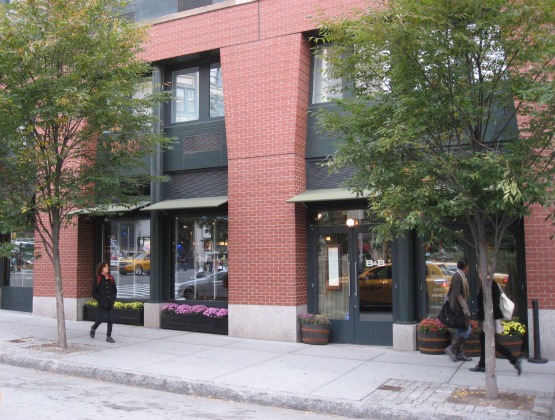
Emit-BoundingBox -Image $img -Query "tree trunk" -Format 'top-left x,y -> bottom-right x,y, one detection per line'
52,220 -> 68,350
475,225 -> 498,399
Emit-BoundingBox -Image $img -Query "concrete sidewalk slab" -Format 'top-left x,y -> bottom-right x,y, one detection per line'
0,310 -> 553,419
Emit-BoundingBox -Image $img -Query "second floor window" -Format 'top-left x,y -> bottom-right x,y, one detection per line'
312,45 -> 342,104
174,68 -> 199,123
210,64 -> 224,118
170,61 -> 224,124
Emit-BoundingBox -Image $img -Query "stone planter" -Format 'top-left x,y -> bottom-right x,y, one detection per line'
160,313 -> 228,335
83,306 -> 144,326
417,330 -> 450,355
300,323 -> 331,345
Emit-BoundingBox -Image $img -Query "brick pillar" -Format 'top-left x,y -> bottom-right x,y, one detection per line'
223,34 -> 310,341
524,205 -> 555,359
33,216 -> 96,320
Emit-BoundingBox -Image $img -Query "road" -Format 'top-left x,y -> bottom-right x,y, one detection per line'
0,364 -> 351,420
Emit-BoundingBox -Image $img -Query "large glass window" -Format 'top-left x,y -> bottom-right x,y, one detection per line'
170,61 -> 224,124
174,216 -> 228,301
173,68 -> 199,123
8,232 -> 34,288
210,64 -> 224,118
110,219 -> 151,299
312,45 -> 342,104
423,229 -> 465,318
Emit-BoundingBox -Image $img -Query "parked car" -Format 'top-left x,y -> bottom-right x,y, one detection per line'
358,261 -> 452,308
177,271 -> 228,300
118,253 -> 151,275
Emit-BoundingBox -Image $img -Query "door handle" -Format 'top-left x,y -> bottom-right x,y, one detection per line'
353,260 -> 358,297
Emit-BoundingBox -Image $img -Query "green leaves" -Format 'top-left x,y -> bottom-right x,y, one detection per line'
317,0 -> 555,241
0,0 -> 169,231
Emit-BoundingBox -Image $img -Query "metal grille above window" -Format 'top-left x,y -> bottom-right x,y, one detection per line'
170,169 -> 228,199
178,0 -> 213,11
184,133 -> 222,155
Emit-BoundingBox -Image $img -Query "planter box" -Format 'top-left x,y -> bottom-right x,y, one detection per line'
464,333 -> 481,357
417,331 -> 450,355
300,324 -> 330,345
160,313 -> 228,335
496,334 -> 525,359
83,306 -> 144,326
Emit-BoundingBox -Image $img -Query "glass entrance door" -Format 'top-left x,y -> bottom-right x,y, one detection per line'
310,225 -> 393,345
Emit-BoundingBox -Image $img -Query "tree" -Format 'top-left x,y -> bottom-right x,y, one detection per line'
315,0 -> 555,398
0,0 -> 169,349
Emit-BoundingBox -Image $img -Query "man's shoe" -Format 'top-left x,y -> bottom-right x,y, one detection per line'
514,358 -> 522,376
89,328 -> 95,339
444,346 -> 457,362
106,336 -> 115,343
469,365 -> 485,372
456,353 -> 473,362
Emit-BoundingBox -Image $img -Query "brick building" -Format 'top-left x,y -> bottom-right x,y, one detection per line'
1,0 -> 553,358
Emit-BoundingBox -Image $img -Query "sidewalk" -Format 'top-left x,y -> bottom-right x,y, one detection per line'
0,309 -> 553,419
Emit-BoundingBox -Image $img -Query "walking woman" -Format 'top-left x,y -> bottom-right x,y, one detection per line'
444,258 -> 473,362
90,261 -> 117,343
469,278 -> 522,375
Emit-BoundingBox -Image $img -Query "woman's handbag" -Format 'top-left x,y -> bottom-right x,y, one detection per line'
498,284 -> 515,320
438,299 -> 468,329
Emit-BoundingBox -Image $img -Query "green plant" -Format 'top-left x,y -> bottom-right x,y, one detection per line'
85,300 -> 144,310
416,318 -> 449,334
499,320 -> 526,337
297,313 -> 331,326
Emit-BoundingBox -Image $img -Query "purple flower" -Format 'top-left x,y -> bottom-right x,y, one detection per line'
162,303 -> 228,318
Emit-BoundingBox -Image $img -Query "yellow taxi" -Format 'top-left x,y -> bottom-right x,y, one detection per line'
118,253 -> 151,276
358,262 -> 452,308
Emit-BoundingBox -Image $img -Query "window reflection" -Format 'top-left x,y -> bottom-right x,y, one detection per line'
174,216 -> 228,301
210,64 -> 224,118
173,68 -> 199,123
312,45 -> 342,104
8,233 -> 35,288
110,219 -> 151,299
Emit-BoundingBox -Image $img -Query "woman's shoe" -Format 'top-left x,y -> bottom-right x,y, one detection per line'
106,336 -> 115,343
90,328 -> 95,339
514,358 -> 522,376
444,345 -> 457,362
456,352 -> 473,362
469,365 -> 485,372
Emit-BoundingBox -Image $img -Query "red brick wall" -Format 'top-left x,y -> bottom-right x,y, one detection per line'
33,217 -> 95,299
141,2 -> 259,62
524,205 -> 555,309
224,33 -> 309,306
259,0 -> 371,40
142,0 -> 372,62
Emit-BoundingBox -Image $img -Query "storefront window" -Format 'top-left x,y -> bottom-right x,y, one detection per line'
110,219 -> 151,299
174,216 -> 228,301
8,232 -> 34,288
424,229 -> 465,317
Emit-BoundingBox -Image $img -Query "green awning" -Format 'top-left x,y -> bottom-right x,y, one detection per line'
141,196 -> 228,211
70,200 -> 150,215
287,188 -> 368,203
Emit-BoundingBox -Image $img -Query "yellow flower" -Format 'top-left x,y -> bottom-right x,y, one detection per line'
499,320 -> 526,337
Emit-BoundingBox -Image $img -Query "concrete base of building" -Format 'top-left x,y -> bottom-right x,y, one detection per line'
228,304 -> 307,342
32,296 -> 89,321
392,322 -> 418,352
144,302 -> 165,328
528,308 -> 554,361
